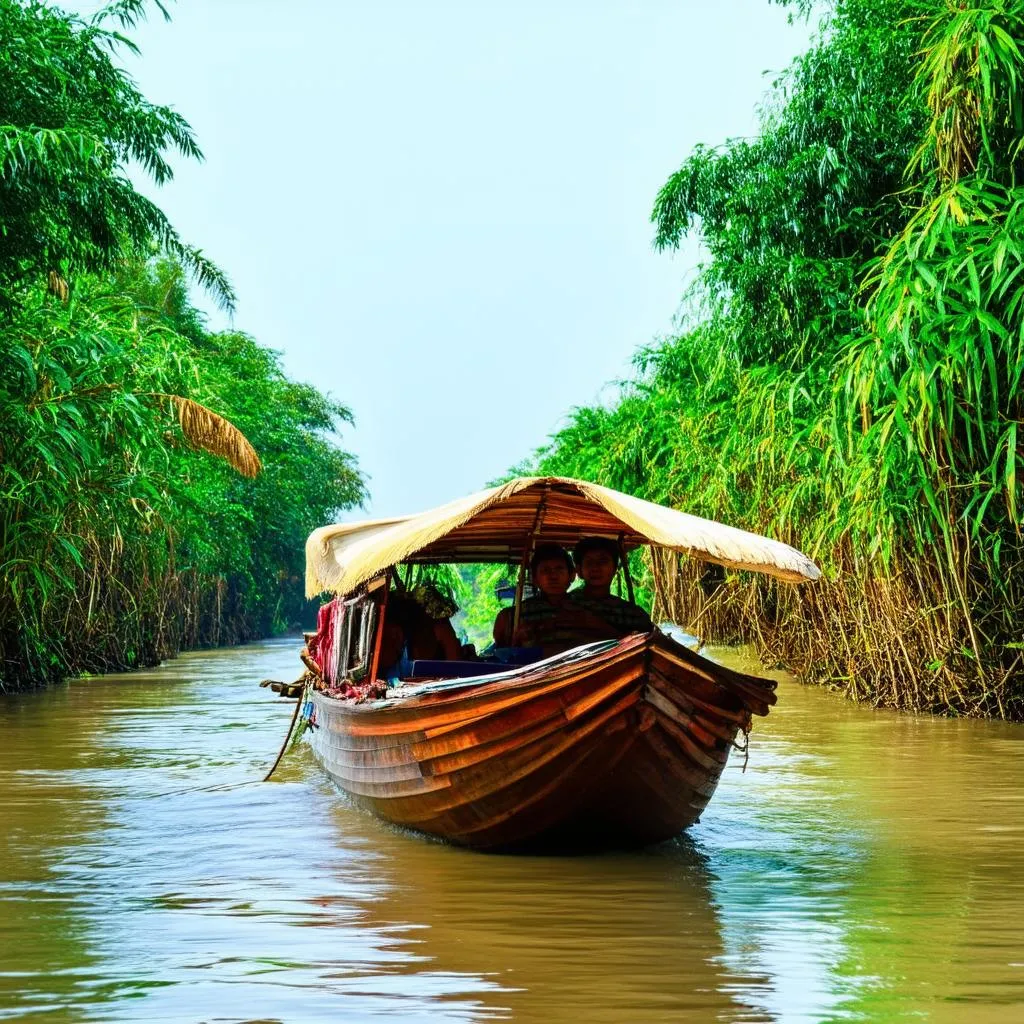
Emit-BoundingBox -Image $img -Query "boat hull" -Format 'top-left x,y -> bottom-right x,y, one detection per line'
306,630 -> 776,851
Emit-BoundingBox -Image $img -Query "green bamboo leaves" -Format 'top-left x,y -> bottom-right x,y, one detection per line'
534,0 -> 1024,718
0,2 -> 366,691
909,0 -> 1024,186
0,267 -> 365,692
0,0 -> 232,311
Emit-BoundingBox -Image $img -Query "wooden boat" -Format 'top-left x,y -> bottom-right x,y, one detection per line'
299,477 -> 818,851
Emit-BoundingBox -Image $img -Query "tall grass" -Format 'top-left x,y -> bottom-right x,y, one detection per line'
0,266 -> 364,691
532,0 -> 1024,718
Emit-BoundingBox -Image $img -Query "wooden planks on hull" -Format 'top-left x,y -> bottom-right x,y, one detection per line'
419,729 -> 641,849
306,631 -> 777,850
315,642 -> 645,756
311,661 -> 645,828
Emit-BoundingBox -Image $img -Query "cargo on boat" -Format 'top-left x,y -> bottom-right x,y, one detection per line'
297,476 -> 819,850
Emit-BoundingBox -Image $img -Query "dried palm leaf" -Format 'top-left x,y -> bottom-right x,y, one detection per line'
47,270 -> 69,302
166,395 -> 261,478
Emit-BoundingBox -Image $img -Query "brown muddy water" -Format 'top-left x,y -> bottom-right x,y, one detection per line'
1,638 -> 1022,1023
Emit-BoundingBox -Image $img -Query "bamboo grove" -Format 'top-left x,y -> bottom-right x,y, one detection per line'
0,1 -> 364,691
529,0 -> 1024,718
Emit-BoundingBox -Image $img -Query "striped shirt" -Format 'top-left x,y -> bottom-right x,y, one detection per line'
567,590 -> 653,637
497,594 -> 607,656
515,595 -> 587,651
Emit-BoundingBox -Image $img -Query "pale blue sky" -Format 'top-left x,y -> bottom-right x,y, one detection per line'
103,1 -> 812,517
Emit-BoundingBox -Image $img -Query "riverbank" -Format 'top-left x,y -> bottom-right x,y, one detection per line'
0,4 -> 364,696
522,0 -> 1024,720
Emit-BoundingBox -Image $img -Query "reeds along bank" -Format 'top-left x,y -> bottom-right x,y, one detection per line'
0,277 -> 364,693
531,0 -> 1024,719
0,2 -> 365,692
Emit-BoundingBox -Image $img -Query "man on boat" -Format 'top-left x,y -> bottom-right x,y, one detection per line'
569,537 -> 653,636
492,543 -> 581,652
493,542 -> 650,656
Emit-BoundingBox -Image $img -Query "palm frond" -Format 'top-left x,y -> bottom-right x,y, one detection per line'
46,271 -> 69,302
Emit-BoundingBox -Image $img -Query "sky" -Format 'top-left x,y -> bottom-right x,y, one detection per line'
95,0 -> 814,517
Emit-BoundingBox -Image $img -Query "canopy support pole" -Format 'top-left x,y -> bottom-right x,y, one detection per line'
511,550 -> 528,639
512,483 -> 550,637
618,534 -> 636,606
369,570 -> 390,682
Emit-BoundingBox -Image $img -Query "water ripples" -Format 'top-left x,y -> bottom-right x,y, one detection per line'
1,638 -> 1022,1022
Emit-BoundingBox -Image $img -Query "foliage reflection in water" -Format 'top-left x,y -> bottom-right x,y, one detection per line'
0,639 -> 1021,1022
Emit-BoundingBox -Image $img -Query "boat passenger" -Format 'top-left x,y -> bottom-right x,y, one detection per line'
492,543 -> 575,649
408,583 -> 462,661
379,583 -> 461,679
493,543 -> 612,655
569,537 -> 654,637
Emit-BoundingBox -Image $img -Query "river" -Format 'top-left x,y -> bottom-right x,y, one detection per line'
1,638 -> 1022,1022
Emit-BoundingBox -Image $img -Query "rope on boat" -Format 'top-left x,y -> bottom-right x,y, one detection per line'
263,685 -> 306,782
734,728 -> 750,772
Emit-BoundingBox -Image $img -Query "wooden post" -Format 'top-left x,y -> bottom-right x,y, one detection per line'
369,571 -> 390,682
649,548 -> 668,620
511,549 -> 529,638
513,483 -> 550,637
618,535 -> 636,605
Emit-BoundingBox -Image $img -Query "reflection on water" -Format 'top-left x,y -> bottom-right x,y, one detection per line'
1,639 -> 1022,1022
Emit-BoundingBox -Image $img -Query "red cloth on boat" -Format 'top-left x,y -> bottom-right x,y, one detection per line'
308,597 -> 386,701
309,598 -> 343,682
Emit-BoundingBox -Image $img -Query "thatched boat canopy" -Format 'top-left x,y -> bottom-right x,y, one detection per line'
306,477 -> 820,598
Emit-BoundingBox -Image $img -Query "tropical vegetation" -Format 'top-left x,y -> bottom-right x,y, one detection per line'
526,0 -> 1024,718
0,0 -> 364,691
